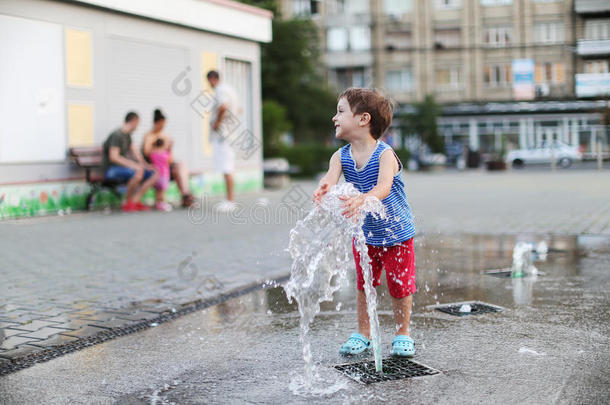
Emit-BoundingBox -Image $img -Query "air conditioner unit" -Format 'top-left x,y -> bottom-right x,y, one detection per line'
535,83 -> 549,97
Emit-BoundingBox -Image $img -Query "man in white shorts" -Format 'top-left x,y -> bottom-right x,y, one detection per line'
207,70 -> 239,212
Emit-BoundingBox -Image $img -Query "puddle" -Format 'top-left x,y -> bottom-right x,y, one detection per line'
122,233 -> 610,404
3,233 -> 609,405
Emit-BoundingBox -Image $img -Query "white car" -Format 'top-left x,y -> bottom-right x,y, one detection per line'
506,141 -> 582,168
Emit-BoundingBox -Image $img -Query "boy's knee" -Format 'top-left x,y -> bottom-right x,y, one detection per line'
132,168 -> 143,181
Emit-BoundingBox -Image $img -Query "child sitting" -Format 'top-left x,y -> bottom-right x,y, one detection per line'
149,137 -> 172,212
313,88 -> 417,357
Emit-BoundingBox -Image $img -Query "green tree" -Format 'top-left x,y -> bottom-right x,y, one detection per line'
262,100 -> 292,156
261,18 -> 336,143
235,0 -> 278,14
400,95 -> 445,154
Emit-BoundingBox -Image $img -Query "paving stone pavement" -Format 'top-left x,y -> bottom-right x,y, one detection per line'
1,169 -> 609,364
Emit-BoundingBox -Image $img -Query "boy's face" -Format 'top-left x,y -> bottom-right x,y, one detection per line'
332,97 -> 361,140
207,76 -> 219,88
125,117 -> 139,134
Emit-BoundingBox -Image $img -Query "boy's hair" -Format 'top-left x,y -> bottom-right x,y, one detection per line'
338,88 -> 393,140
206,70 -> 220,80
124,111 -> 139,123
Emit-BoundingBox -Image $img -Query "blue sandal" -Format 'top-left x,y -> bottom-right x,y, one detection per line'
392,335 -> 415,357
339,333 -> 371,355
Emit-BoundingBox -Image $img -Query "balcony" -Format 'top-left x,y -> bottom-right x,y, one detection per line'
324,51 -> 373,69
575,0 -> 610,14
575,73 -> 610,97
576,39 -> 610,56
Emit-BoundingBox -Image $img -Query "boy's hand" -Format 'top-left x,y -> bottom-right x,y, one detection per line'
340,194 -> 366,219
313,183 -> 331,204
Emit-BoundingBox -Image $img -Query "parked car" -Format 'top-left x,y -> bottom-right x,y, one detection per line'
506,141 -> 582,168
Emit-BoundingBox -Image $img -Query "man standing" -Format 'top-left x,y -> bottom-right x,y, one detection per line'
207,70 -> 239,212
103,111 -> 158,212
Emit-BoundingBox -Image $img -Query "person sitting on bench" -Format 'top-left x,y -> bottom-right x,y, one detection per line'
102,111 -> 158,212
142,108 -> 194,208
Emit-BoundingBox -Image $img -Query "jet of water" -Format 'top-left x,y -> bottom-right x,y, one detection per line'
511,242 -> 538,278
284,183 -> 386,386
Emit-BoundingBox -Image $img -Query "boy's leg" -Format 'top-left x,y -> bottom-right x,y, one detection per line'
383,239 -> 416,336
133,169 -> 158,202
125,175 -> 138,201
224,173 -> 234,201
106,166 -> 139,202
357,289 -> 370,339
353,242 -> 383,340
392,294 -> 413,336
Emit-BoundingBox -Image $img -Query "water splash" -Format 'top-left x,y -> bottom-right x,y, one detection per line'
511,242 -> 538,278
284,183 -> 386,391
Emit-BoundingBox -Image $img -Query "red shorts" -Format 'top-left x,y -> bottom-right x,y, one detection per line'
353,238 -> 416,299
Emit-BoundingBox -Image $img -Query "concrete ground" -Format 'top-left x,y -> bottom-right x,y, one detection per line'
1,234 -> 608,404
1,169 -> 609,403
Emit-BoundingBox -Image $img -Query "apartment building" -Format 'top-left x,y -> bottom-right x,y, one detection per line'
282,0 -> 609,155
574,0 -> 610,97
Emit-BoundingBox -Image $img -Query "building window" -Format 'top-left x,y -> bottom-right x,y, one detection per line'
327,27 -> 348,51
385,31 -> 412,51
436,67 -> 461,90
535,62 -> 565,84
345,0 -> 369,15
292,0 -> 320,17
349,26 -> 371,51
484,64 -> 511,87
534,22 -> 564,44
434,28 -> 461,49
385,68 -> 413,92
480,0 -> 512,6
383,0 -> 412,17
483,26 -> 513,47
584,60 -> 610,74
436,0 -> 462,10
584,19 -> 610,40
327,26 -> 371,52
327,0 -> 344,15
334,67 -> 367,89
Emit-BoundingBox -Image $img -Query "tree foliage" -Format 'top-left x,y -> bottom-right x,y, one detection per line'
238,1 -> 337,147
262,100 -> 292,156
260,19 -> 336,143
401,95 -> 445,154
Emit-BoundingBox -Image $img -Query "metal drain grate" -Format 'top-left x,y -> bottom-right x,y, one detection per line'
334,357 -> 440,384
0,275 -> 289,377
434,302 -> 502,317
482,268 -> 513,278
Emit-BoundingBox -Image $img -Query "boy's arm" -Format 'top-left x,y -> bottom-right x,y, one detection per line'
313,150 -> 342,203
131,144 -> 154,169
366,149 -> 398,200
109,146 -> 139,170
341,149 -> 398,218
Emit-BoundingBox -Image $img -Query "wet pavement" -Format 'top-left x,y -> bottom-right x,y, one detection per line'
2,171 -> 609,365
1,233 -> 608,404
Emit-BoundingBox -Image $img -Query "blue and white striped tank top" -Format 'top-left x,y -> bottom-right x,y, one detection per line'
341,141 -> 415,246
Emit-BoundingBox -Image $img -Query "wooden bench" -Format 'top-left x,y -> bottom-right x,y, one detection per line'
69,146 -> 125,209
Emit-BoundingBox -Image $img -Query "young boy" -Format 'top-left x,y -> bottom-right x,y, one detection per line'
313,88 -> 417,357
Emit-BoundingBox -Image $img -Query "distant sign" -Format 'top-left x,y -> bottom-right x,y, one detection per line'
512,59 -> 535,100
575,73 -> 610,98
